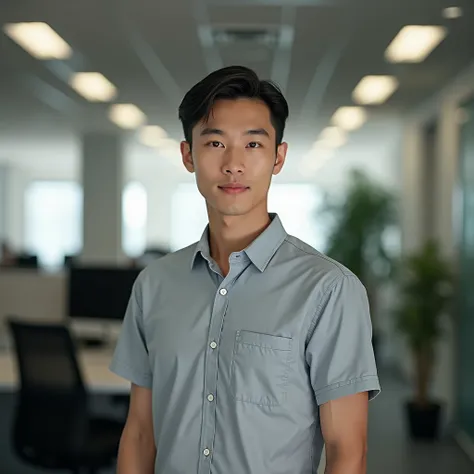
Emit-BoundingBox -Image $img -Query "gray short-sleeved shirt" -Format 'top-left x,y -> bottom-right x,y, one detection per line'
110,213 -> 381,474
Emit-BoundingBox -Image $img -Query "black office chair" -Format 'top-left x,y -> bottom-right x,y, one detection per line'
7,317 -> 125,474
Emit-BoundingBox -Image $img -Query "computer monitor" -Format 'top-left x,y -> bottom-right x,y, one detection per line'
68,266 -> 141,321
16,254 -> 38,268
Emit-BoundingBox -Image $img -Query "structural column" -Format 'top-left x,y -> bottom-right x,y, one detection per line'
0,164 -> 9,242
80,132 -> 125,265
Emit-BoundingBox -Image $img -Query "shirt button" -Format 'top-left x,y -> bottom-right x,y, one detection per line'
210,341 -> 217,349
219,288 -> 227,296
207,394 -> 214,402
203,448 -> 210,457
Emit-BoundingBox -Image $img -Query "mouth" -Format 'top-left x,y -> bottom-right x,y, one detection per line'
218,185 -> 249,195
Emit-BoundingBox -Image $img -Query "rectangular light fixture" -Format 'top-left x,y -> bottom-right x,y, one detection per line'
299,146 -> 335,176
352,75 -> 399,105
139,126 -> 168,147
69,72 -> 117,102
3,22 -> 72,60
385,25 -> 447,63
443,6 -> 463,19
108,104 -> 146,129
331,107 -> 367,131
318,127 -> 347,148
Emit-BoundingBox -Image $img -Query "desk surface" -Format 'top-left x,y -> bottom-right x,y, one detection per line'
0,348 -> 130,393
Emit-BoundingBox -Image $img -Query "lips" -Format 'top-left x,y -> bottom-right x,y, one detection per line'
219,184 -> 249,194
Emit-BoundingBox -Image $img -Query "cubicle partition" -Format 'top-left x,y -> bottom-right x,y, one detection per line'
0,269 -> 66,345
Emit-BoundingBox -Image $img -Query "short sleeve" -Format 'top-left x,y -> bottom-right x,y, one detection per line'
109,275 -> 152,388
306,274 -> 381,405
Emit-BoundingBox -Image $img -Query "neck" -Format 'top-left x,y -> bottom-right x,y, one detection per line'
207,207 -> 271,274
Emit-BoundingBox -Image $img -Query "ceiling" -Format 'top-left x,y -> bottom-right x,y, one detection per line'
0,0 -> 473,178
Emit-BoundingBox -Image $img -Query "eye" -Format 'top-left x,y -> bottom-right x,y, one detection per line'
247,142 -> 261,148
207,141 -> 223,148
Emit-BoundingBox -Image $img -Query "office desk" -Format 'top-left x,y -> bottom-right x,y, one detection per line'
0,348 -> 130,393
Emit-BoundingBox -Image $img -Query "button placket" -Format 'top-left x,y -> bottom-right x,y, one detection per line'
199,268 -> 242,473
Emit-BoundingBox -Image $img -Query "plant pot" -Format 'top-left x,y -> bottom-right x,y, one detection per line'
405,400 -> 442,441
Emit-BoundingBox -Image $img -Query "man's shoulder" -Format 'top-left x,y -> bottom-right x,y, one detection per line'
141,243 -> 197,279
280,234 -> 356,281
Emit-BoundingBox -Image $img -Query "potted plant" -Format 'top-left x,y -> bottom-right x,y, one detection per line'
394,239 -> 453,441
319,169 -> 398,357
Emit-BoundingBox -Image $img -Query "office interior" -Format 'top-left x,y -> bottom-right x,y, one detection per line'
0,0 -> 474,473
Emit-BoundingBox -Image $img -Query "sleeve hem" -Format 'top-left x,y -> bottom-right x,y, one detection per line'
315,375 -> 381,405
109,357 -> 153,389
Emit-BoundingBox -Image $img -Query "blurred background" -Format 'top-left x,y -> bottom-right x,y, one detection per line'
0,0 -> 473,473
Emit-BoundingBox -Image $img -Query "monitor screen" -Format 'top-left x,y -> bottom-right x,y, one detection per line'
68,266 -> 141,320
16,254 -> 39,268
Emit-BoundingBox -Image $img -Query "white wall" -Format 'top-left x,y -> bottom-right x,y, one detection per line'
309,114 -> 403,193
0,164 -> 9,241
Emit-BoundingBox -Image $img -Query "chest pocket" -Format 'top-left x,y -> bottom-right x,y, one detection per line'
231,330 -> 292,407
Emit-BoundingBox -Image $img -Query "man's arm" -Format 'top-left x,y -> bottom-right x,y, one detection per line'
320,392 -> 369,474
117,384 -> 156,474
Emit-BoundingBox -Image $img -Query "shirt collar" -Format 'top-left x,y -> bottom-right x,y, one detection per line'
191,213 -> 287,272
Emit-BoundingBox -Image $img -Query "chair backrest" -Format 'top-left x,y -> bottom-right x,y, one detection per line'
7,317 -> 88,464
8,317 -> 85,395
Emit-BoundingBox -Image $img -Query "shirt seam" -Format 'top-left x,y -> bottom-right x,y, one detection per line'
314,374 -> 379,396
283,239 -> 350,276
306,273 -> 364,343
111,356 -> 152,381
305,275 -> 344,342
132,273 -> 144,314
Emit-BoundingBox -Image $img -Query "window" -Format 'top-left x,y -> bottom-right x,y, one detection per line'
122,181 -> 148,257
24,181 -> 82,268
170,184 -> 208,251
170,183 -> 325,251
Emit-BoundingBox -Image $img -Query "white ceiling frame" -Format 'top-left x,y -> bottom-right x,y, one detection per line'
270,6 -> 296,94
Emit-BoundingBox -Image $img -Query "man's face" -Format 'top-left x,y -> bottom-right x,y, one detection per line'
180,98 -> 287,218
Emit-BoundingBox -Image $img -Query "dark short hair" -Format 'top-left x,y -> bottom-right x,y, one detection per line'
178,65 -> 289,147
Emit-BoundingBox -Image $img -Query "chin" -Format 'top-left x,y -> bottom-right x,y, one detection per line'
211,201 -> 251,217
218,207 -> 249,217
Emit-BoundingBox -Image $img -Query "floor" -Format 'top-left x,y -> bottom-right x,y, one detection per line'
366,370 -> 473,473
0,369 -> 472,473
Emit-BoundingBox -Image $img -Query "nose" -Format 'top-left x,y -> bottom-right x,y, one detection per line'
221,147 -> 244,175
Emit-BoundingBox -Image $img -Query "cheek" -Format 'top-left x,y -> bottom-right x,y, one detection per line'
251,155 -> 277,178
194,164 -> 219,190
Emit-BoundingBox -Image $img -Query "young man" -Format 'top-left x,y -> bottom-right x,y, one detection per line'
110,65 -> 381,474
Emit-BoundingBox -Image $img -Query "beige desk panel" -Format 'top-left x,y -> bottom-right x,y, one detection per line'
0,349 -> 130,393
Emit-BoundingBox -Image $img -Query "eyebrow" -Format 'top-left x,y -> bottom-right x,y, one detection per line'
199,127 -> 270,137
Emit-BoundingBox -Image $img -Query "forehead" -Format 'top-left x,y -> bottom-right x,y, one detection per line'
195,98 -> 274,135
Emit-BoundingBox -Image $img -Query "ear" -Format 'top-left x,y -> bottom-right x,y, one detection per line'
181,141 -> 194,173
273,142 -> 288,176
